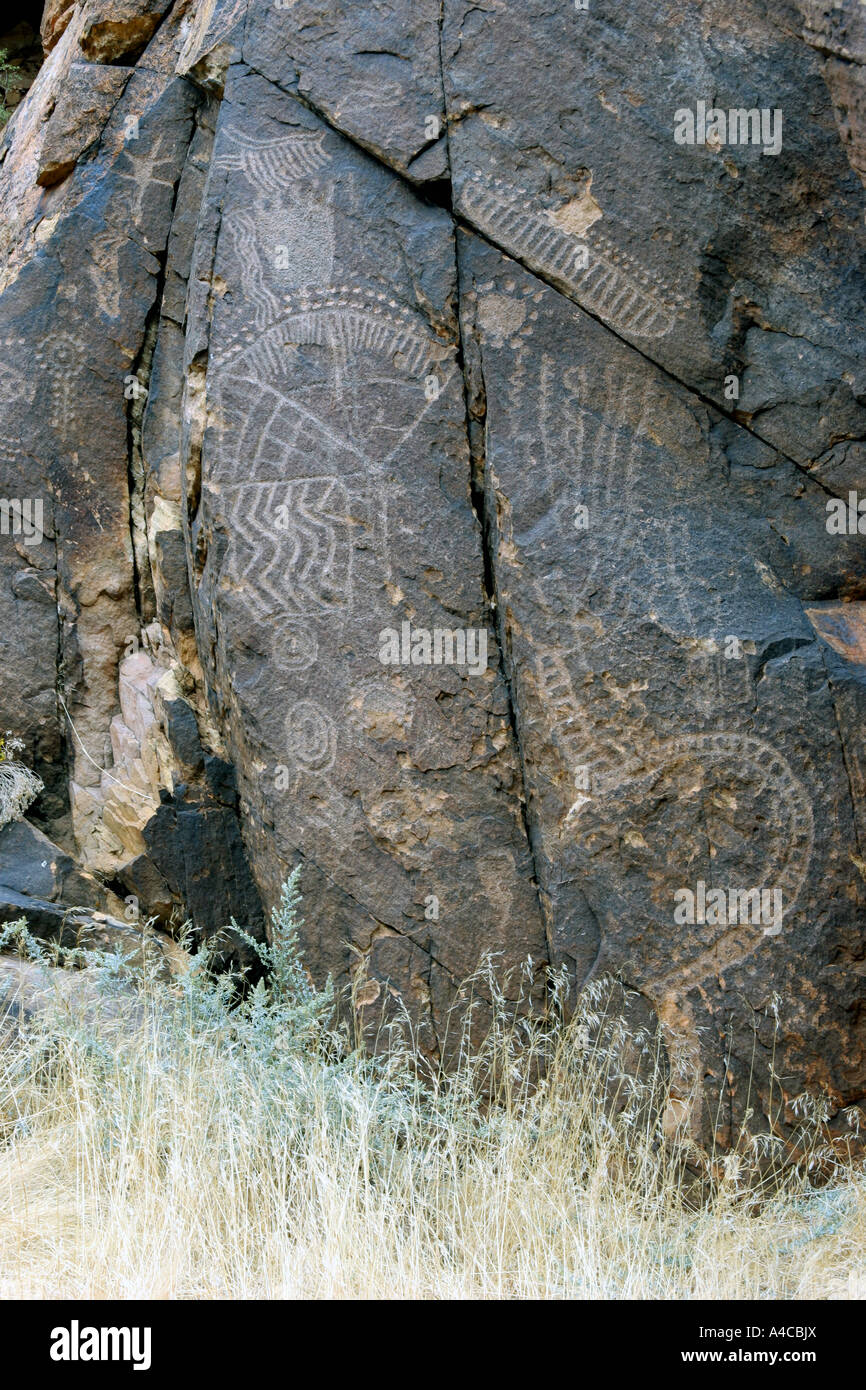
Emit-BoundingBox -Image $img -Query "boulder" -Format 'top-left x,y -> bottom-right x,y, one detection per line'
0,885 -> 184,977
0,0 -> 862,1137
0,817 -> 124,912
36,62 -> 133,187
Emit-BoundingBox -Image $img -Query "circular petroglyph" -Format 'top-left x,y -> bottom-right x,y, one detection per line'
285,699 -> 336,772
278,621 -> 318,671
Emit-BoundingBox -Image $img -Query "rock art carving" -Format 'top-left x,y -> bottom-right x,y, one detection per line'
116,131 -> 180,224
208,286 -> 459,657
285,698 -> 337,773
459,175 -> 682,340
0,0 -> 861,1146
213,127 -> 332,187
521,366 -> 815,924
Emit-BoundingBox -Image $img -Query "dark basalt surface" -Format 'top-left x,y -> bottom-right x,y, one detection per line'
0,0 -> 863,1139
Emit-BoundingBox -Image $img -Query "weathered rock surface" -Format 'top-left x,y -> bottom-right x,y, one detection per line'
0,886 -> 183,976
0,0 -> 863,1138
40,0 -> 78,55
0,816 -> 123,910
184,66 -> 547,1041
0,934 -> 187,1049
36,61 -> 133,188
458,230 -> 866,1122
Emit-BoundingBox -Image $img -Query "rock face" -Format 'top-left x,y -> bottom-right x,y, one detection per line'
0,0 -> 864,1141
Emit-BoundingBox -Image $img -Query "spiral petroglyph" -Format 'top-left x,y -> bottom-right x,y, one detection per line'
285,699 -> 337,773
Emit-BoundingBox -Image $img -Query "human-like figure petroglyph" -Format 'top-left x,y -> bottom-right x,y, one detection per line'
116,132 -> 178,224
460,175 -> 681,340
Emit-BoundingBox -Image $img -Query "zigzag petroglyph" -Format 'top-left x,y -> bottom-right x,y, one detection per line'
219,476 -> 354,623
223,209 -> 285,331
206,280 -> 458,714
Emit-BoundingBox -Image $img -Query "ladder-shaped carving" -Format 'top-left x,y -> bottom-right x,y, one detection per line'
460,176 -> 680,340
214,128 -> 332,191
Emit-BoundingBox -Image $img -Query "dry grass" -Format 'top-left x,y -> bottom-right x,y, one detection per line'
0,884 -> 864,1301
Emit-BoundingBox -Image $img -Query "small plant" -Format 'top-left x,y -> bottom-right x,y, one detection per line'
0,50 -> 22,127
0,731 -> 25,762
0,731 -> 42,829
234,864 -> 335,1049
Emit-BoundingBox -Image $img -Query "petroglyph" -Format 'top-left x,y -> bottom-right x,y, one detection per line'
208,286 -> 458,637
277,621 -> 319,671
484,343 -> 816,944
36,331 -> 81,433
0,340 -> 33,405
523,582 -> 814,933
532,621 -> 816,974
116,132 -> 178,225
206,145 -> 460,783
213,285 -> 453,382
460,175 -> 681,339
86,229 -> 126,320
215,130 -> 336,330
285,698 -> 337,772
213,128 -> 332,190
224,202 -> 336,329
220,475 -> 355,623
515,594 -> 815,1046
223,210 -> 283,331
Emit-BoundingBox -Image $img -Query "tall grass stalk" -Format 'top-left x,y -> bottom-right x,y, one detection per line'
0,877 -> 863,1299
